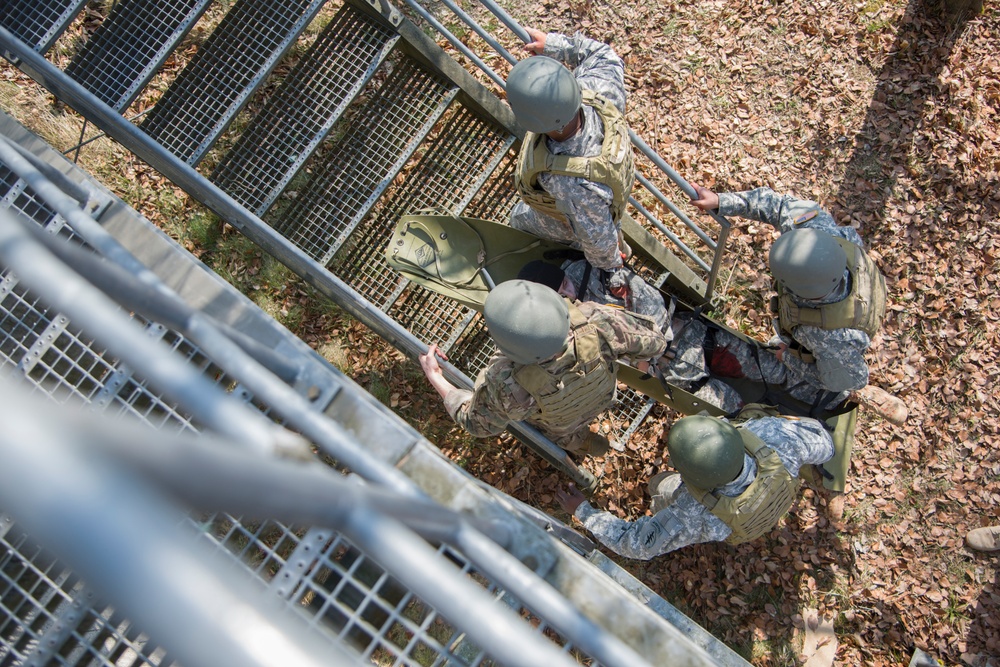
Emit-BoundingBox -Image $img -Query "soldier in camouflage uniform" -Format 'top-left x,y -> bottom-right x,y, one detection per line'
689,185 -> 905,423
506,27 -> 634,297
517,259 -> 672,331
517,259 -> 746,413
555,411 -> 834,558
418,280 -> 666,456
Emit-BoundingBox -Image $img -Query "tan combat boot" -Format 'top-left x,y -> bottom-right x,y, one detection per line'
966,525 -> 1000,552
848,385 -> 908,426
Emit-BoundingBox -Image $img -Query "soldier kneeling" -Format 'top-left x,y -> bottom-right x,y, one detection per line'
556,410 -> 835,558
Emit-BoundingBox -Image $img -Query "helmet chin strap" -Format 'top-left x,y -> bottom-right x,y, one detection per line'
546,109 -> 583,142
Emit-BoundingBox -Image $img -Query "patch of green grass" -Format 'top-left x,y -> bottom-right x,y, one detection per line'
750,637 -> 799,664
365,372 -> 393,406
662,17 -> 681,38
186,210 -> 225,249
860,0 -> 892,32
710,94 -> 732,110
258,255 -> 294,290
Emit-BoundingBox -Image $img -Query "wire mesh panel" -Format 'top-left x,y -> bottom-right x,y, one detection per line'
138,0 -> 327,165
210,4 -> 399,215
271,55 -> 457,265
0,520 -> 179,667
331,104 -> 513,310
386,284 -> 475,349
609,386 -> 656,444
63,0 -> 213,112
0,276 -> 217,433
258,530 -> 604,667
0,0 -> 85,54
461,150 -> 519,224
0,162 -> 61,227
446,315 -> 496,379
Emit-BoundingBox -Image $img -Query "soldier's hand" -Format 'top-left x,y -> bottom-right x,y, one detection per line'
524,27 -> 547,54
555,483 -> 586,514
604,267 -> 630,301
419,344 -> 447,378
689,182 -> 720,212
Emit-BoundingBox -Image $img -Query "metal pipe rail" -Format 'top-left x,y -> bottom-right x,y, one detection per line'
0,200 -> 672,667
0,138 -> 433,495
0,208 -> 310,461
0,382 -> 364,667
78,411 -> 657,667
0,24 -> 596,493
0,382 -> 597,667
0,108 -> 703,667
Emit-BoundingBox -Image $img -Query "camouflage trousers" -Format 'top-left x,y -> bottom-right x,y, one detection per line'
659,315 -> 844,412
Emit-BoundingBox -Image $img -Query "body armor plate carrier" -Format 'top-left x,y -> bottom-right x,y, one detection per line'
686,406 -> 801,545
775,237 -> 887,363
513,303 -> 617,437
514,89 -> 635,228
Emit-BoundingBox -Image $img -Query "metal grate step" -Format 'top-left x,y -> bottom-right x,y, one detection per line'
138,0 -> 328,165
271,54 -> 458,265
64,0 -> 213,112
210,3 -> 399,216
0,0 -> 85,55
328,104 -> 511,315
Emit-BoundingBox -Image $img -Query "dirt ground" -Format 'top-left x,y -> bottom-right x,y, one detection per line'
1,0 -> 998,664
427,0 -> 1000,663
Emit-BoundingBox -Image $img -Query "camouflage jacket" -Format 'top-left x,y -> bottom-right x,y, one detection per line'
561,259 -> 673,333
718,188 -> 872,393
444,302 -> 665,440
509,32 -> 628,271
574,416 -> 834,559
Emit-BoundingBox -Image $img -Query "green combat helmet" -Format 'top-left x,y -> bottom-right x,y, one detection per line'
666,416 -> 745,490
768,228 -> 848,300
484,280 -> 569,364
506,56 -> 582,134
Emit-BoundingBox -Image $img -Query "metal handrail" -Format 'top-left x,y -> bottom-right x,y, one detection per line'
406,0 -> 732,302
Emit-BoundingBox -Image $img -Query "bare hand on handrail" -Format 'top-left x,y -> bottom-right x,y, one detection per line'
688,181 -> 720,212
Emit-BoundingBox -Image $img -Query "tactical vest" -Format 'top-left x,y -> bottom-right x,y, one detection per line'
513,89 -> 635,227
513,303 -> 617,435
685,406 -> 800,545
775,237 -> 887,363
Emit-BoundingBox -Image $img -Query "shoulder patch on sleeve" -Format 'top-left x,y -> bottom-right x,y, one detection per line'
793,210 -> 819,225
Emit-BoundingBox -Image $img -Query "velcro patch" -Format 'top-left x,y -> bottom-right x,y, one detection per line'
793,210 -> 819,225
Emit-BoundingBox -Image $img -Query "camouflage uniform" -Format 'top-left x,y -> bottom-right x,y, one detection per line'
509,32 -> 628,272
657,316 -> 749,415
559,260 -> 745,412
718,188 -> 873,402
561,259 -> 672,332
573,416 -> 834,559
443,302 -> 666,451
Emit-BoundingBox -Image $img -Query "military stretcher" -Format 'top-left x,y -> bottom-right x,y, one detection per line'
386,212 -> 856,492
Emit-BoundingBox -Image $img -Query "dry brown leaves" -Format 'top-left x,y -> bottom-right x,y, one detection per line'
442,1 -> 1000,665
4,0 -> 998,664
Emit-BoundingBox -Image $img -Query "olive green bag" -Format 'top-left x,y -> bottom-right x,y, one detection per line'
385,212 -> 565,311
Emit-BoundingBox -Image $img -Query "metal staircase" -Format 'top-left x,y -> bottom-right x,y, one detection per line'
0,1 -> 749,664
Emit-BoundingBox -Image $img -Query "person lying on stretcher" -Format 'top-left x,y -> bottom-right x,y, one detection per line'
517,258 -> 904,424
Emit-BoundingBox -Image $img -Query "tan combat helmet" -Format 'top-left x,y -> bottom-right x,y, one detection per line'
768,228 -> 848,300
506,56 -> 582,134
666,416 -> 745,490
484,279 -> 569,364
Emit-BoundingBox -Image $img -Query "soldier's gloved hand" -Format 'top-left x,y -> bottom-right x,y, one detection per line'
603,267 -> 630,301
